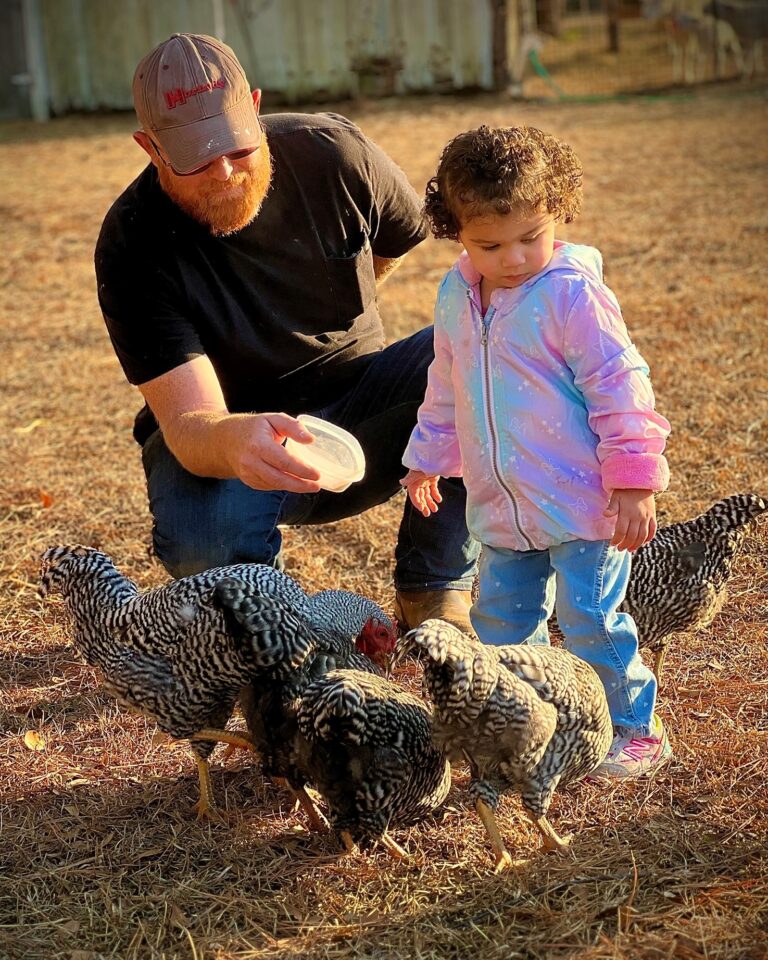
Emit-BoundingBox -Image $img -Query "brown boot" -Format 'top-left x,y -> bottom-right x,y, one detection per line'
393,589 -> 474,635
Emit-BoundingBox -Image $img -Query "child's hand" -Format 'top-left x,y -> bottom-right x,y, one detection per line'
401,469 -> 443,517
604,488 -> 657,552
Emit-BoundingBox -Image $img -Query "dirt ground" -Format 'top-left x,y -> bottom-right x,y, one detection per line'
1,85 -> 767,960
524,11 -> 749,98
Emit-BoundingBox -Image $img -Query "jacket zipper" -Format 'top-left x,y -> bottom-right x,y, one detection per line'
469,289 -> 535,550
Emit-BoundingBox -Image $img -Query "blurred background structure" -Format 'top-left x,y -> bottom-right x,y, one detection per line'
1,0 -> 766,121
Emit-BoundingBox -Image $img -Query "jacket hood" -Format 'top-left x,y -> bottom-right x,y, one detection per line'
543,241 -> 604,284
457,240 -> 605,289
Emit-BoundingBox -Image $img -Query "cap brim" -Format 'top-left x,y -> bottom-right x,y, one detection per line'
158,94 -> 262,174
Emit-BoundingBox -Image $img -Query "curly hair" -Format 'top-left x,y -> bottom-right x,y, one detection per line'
424,125 -> 583,241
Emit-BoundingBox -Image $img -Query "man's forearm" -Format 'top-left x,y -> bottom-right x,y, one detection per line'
160,409 -> 242,479
156,408 -> 321,494
373,254 -> 404,285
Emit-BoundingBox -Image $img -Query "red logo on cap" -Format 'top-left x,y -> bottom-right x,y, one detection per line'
165,78 -> 226,109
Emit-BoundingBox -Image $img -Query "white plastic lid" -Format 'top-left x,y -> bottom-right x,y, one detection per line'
284,415 -> 366,493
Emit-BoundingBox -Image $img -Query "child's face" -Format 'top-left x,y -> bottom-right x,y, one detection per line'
459,210 -> 556,292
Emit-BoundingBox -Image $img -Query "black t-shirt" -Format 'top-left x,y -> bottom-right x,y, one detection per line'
95,112 -> 428,444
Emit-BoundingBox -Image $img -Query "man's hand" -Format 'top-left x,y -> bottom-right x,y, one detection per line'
603,488 -> 657,552
140,358 -> 320,491
401,469 -> 442,517
218,412 -> 323,493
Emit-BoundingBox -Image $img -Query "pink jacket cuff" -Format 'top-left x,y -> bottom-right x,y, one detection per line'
601,453 -> 670,493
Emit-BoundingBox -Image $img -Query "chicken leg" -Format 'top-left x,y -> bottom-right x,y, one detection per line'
191,728 -> 257,752
339,829 -> 410,861
293,785 -> 330,832
340,830 -> 358,854
189,728 -> 257,821
192,756 -> 223,821
379,831 -> 410,860
270,776 -> 328,831
476,798 -> 514,873
527,812 -> 572,852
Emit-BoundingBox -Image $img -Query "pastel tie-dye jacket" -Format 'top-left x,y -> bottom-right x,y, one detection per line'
403,241 -> 671,551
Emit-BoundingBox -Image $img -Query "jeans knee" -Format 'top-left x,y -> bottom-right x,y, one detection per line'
152,522 -> 280,579
154,546 -> 217,580
144,438 -> 285,579
153,537 -> 244,580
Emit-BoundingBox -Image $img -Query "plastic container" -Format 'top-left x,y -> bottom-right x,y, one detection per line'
284,414 -> 366,493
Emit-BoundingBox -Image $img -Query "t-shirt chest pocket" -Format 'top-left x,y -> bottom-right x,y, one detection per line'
323,228 -> 377,329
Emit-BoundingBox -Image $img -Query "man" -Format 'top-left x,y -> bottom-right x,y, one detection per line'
95,33 -> 478,631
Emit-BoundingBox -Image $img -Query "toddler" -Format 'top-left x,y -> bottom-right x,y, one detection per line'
402,125 -> 672,779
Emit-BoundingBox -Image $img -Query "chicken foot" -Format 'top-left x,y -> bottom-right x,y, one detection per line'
475,798 -> 514,873
339,829 -> 410,861
188,729 -> 257,821
191,728 -> 257,752
192,756 -> 224,822
527,812 -> 573,852
379,831 -> 410,859
293,786 -> 330,832
270,776 -> 329,831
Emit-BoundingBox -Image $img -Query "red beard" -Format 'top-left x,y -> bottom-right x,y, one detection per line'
157,137 -> 273,237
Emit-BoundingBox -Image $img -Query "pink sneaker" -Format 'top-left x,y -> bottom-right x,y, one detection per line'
592,714 -> 672,779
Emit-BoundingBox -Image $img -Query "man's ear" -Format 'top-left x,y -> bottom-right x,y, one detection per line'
251,88 -> 262,114
133,130 -> 159,166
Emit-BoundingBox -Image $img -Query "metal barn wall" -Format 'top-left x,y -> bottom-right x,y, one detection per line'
39,0 -> 498,113
0,0 -> 30,119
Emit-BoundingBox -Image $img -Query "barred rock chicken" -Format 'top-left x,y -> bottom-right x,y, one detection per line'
295,669 -> 452,855
39,545 -> 395,820
216,584 -> 449,853
403,619 -> 612,873
622,493 -> 767,680
214,578 -> 392,829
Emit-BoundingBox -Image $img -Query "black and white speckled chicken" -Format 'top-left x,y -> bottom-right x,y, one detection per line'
293,669 -> 452,856
622,493 -> 767,680
212,579 -> 388,829
214,584 -> 446,851
403,619 -> 612,872
39,545 -> 396,820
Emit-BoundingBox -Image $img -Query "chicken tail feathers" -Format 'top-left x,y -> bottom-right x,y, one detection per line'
298,672 -> 372,745
403,618 -> 477,666
405,619 -> 500,720
213,578 -> 316,673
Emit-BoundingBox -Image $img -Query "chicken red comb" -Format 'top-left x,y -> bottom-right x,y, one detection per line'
355,616 -> 398,657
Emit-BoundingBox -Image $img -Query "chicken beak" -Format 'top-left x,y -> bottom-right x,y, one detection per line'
371,649 -> 391,675
388,642 -> 407,677
384,652 -> 395,681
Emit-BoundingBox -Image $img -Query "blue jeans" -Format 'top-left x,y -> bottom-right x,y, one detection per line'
471,539 -> 657,735
141,327 -> 480,592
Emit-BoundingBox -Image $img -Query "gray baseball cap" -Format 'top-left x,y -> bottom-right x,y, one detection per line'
132,33 -> 262,174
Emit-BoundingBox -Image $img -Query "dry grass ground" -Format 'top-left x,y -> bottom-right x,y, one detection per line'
525,12 -> 749,99
1,85 -> 767,960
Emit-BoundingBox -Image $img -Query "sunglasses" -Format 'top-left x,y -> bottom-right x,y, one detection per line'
148,136 -> 260,177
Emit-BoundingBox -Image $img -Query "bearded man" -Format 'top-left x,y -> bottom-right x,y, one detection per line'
95,33 -> 478,632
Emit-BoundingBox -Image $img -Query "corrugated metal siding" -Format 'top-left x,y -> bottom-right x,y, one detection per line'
0,0 -> 30,119
41,0 -> 218,111
38,0 -> 499,113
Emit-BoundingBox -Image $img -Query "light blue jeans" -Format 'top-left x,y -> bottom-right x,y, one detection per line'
471,539 -> 656,736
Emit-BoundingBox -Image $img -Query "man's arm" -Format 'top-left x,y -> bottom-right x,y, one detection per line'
373,255 -> 404,285
139,355 -> 322,493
